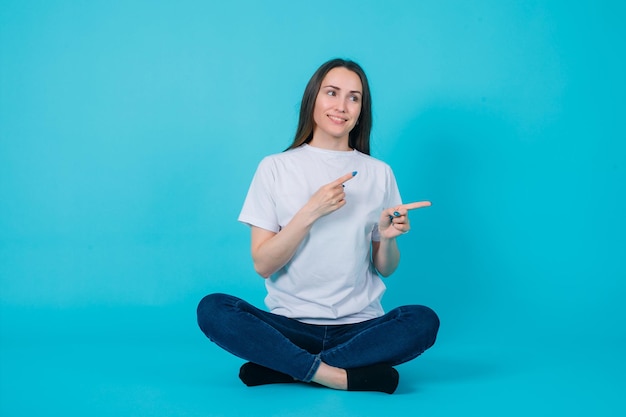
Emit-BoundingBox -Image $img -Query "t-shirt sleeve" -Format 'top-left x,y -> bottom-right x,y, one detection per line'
371,165 -> 403,242
238,157 -> 280,233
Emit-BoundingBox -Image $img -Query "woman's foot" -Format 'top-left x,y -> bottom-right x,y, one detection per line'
239,362 -> 296,386
312,362 -> 399,394
346,364 -> 399,394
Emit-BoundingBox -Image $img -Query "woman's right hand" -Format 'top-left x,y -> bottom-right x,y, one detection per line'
304,171 -> 357,220
251,171 -> 357,278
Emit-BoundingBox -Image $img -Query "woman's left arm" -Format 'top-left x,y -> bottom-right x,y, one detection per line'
372,237 -> 400,277
373,201 -> 431,277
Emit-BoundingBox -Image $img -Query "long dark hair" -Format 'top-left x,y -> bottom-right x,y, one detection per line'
285,58 -> 372,155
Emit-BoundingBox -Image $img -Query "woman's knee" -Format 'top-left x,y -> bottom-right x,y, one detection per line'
196,293 -> 237,335
403,305 -> 440,346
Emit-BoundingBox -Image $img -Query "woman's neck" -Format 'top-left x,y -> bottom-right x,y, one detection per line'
308,134 -> 351,152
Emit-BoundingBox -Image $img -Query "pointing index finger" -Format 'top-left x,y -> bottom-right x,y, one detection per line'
332,171 -> 358,186
400,201 -> 432,211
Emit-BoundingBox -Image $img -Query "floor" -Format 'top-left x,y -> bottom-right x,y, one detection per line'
1,306 -> 623,417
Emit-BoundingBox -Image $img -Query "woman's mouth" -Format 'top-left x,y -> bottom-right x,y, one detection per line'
328,114 -> 347,123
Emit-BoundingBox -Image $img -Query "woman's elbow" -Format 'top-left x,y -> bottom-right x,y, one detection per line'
376,268 -> 395,278
253,261 -> 272,279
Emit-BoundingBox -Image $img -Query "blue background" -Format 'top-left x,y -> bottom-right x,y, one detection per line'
1,1 -> 624,416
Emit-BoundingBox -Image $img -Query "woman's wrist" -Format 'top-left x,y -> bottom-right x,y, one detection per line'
378,234 -> 396,243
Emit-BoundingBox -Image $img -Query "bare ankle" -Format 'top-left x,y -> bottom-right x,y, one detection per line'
311,362 -> 347,390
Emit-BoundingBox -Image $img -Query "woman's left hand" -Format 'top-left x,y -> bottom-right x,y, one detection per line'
378,201 -> 432,239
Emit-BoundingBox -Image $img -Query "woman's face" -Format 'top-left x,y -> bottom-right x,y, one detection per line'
312,67 -> 363,144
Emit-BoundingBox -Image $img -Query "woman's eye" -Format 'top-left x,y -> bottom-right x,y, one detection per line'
350,95 -> 359,102
326,90 -> 336,96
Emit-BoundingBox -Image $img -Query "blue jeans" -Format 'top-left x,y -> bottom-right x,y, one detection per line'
197,293 -> 440,382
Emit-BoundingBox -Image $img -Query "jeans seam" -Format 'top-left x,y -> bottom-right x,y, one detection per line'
302,355 -> 321,383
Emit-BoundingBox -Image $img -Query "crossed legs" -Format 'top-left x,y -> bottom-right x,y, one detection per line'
197,293 -> 439,394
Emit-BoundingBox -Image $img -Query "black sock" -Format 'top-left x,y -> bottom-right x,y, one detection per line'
238,362 -> 296,387
346,364 -> 400,394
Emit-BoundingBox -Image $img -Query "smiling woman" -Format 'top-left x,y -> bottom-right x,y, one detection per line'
311,67 -> 363,148
196,58 -> 438,394
287,58 -> 373,155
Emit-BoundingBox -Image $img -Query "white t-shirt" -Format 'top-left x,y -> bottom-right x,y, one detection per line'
238,144 -> 402,324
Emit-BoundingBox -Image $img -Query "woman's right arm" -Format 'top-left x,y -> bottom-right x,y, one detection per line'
250,171 -> 356,278
250,212 -> 316,278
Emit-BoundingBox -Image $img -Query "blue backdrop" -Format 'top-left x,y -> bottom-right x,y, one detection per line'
1,1 -> 624,415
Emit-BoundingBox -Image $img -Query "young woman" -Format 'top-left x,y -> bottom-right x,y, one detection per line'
197,58 -> 439,394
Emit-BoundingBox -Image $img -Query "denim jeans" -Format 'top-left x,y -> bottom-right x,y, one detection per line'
197,293 -> 440,382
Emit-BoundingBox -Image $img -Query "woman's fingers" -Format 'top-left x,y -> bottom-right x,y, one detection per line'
390,201 -> 431,219
330,171 -> 357,187
325,171 -> 357,205
399,201 -> 432,211
308,171 -> 357,217
383,201 -> 431,235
